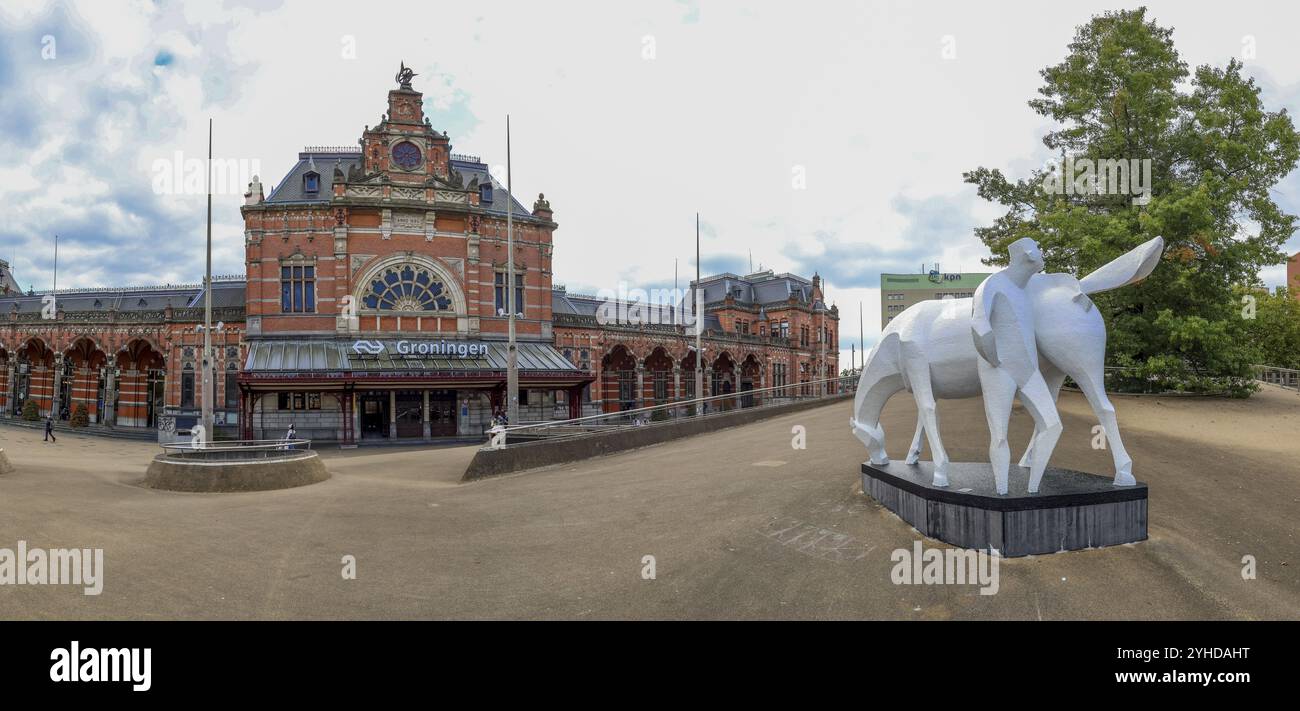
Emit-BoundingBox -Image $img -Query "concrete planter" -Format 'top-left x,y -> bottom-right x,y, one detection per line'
145,451 -> 330,492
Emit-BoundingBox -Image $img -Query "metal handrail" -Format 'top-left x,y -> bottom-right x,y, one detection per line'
484,374 -> 857,448
1254,364 -> 1300,390
159,439 -> 314,461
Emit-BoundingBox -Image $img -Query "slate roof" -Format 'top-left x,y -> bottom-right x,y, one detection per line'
695,270 -> 824,310
265,151 -> 362,204
263,152 -> 538,221
551,288 -> 721,331
0,280 -> 247,314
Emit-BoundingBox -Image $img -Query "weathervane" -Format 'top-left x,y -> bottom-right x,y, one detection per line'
395,61 -> 417,90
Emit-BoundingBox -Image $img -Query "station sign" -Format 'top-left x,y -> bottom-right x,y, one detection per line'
351,339 -> 489,358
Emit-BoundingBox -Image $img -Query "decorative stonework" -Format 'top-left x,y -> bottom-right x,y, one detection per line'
435,190 -> 467,204
393,211 -> 423,232
346,185 -> 383,199
443,257 -> 465,282
351,255 -> 375,274
392,186 -> 424,202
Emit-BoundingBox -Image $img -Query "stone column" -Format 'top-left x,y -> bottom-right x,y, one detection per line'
103,367 -> 116,426
388,390 -> 397,439
672,366 -> 681,402
635,358 -> 645,409
421,390 -> 431,439
51,353 -> 64,420
5,362 -> 14,416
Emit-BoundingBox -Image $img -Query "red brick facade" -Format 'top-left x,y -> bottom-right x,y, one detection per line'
1,296 -> 244,428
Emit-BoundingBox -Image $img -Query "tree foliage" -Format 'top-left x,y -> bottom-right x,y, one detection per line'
1242,287 -> 1300,370
964,8 -> 1300,395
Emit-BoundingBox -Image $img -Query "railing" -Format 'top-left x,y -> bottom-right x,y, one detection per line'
1255,365 -> 1300,391
484,374 -> 858,449
158,439 -> 313,462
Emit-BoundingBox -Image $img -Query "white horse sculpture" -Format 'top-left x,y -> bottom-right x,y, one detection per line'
850,236 -> 1164,494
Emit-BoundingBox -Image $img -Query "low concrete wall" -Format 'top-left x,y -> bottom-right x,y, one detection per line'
463,392 -> 853,481
145,451 -> 330,492
0,448 -> 12,476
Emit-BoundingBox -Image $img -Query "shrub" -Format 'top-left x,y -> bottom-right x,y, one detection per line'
70,403 -> 89,427
21,400 -> 39,421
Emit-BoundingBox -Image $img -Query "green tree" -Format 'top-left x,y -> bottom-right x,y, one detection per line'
1242,288 -> 1300,369
964,7 -> 1299,396
21,400 -> 39,421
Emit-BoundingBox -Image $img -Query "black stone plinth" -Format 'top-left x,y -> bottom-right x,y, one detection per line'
861,461 -> 1147,557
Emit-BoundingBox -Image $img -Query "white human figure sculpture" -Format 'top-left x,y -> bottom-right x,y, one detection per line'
850,236 -> 1164,495
970,238 -> 1060,495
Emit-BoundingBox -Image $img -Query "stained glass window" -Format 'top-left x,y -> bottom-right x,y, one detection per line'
362,265 -> 453,312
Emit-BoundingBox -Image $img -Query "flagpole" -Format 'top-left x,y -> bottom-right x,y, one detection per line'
51,234 -> 59,420
506,115 -> 519,425
694,213 -> 703,409
201,117 -> 214,443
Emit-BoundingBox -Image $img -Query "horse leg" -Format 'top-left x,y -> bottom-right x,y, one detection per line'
850,335 -> 905,466
1074,369 -> 1135,486
1018,363 -> 1066,468
904,411 -> 924,465
899,361 -> 951,488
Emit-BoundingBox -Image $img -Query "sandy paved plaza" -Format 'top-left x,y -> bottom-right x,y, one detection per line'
0,386 -> 1297,620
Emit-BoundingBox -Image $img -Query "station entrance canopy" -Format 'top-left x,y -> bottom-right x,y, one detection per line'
241,338 -> 589,388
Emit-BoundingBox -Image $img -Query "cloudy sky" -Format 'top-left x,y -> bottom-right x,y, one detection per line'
4,0 -> 1300,365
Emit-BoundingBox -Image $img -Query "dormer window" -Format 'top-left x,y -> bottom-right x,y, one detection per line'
303,171 -> 320,193
480,182 -> 493,203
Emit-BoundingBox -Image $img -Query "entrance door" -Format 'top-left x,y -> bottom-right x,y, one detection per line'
146,369 -> 165,428
360,393 -> 389,438
429,389 -> 457,437
394,391 -> 423,439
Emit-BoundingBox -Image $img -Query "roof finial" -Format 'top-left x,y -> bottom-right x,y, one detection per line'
395,61 -> 417,90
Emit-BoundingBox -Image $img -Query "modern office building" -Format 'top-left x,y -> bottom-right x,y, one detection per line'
879,269 -> 990,329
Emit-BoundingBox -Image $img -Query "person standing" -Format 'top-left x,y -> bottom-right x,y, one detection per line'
44,416 -> 57,443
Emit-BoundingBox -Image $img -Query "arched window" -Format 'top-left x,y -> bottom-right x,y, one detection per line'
362,264 -> 453,312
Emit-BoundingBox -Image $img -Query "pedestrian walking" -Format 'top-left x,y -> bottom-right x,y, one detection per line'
44,416 -> 57,443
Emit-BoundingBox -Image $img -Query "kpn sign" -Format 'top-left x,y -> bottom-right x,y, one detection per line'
352,339 -> 489,357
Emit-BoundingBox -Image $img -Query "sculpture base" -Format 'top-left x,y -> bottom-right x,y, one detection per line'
861,461 -> 1147,557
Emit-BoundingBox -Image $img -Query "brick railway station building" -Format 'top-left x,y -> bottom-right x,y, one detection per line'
0,71 -> 837,444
